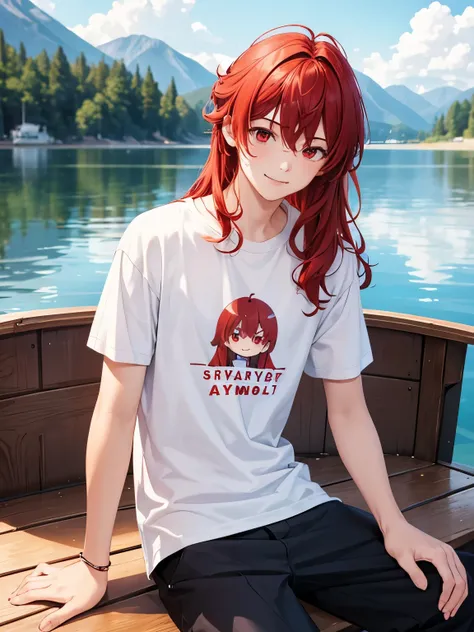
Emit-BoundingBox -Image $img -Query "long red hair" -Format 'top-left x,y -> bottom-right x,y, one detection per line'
183,24 -> 372,316
209,294 -> 277,368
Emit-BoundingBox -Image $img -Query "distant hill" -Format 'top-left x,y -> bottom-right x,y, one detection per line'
422,86 -> 463,109
0,0 -> 113,64
353,71 -> 431,132
385,85 -> 437,124
184,71 -> 433,134
98,35 -> 216,95
433,86 -> 474,119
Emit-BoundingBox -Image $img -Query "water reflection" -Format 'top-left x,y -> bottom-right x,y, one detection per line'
0,146 -> 473,467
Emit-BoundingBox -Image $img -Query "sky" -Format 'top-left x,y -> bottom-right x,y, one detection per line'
30,0 -> 474,93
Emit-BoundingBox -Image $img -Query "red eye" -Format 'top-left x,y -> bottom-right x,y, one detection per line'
232,330 -> 240,342
253,335 -> 263,345
255,129 -> 272,143
302,147 -> 326,160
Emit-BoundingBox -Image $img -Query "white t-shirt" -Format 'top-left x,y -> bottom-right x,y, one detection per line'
87,197 -> 373,580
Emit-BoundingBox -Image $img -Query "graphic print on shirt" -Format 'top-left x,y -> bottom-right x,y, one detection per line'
191,293 -> 285,397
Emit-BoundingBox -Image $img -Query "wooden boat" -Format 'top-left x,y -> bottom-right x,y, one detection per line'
1,306 -> 474,632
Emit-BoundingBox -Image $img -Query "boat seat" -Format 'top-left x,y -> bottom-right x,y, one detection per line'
2,455 -> 474,632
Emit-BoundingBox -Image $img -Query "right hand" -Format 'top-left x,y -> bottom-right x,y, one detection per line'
8,559 -> 109,631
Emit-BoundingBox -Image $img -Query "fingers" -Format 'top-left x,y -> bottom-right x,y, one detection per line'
10,577 -> 52,601
441,549 -> 468,619
397,555 -> 428,590
39,600 -> 82,632
433,547 -> 467,620
9,585 -> 68,606
9,563 -> 56,600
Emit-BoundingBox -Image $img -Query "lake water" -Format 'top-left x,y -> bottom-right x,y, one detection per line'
0,146 -> 473,469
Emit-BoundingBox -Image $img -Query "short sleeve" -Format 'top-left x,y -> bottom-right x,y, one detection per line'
87,214 -> 160,366
304,250 -> 373,380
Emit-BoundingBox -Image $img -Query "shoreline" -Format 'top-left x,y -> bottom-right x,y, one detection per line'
1,140 -> 474,151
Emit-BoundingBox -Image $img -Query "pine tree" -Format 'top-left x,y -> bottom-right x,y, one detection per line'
467,96 -> 474,138
104,60 -> 132,138
129,65 -> 143,129
141,66 -> 161,137
36,49 -> 50,78
72,52 -> 90,106
433,113 -> 446,137
445,101 -> 463,138
175,95 -> 199,137
87,58 -> 109,94
21,58 -> 42,117
0,29 -> 7,67
18,42 -> 27,69
49,46 -> 77,138
160,77 -> 179,140
459,99 -> 471,135
35,50 -> 51,127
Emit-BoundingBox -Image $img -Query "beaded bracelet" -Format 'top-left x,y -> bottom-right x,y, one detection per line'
78,551 -> 111,572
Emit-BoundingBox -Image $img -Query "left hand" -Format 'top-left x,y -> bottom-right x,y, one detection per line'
383,520 -> 468,620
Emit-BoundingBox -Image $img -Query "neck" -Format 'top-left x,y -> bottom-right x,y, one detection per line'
223,168 -> 287,243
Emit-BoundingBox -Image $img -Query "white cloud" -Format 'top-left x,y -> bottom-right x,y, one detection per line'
31,0 -> 56,13
191,21 -> 207,32
363,2 -> 474,90
70,0 -> 224,48
184,51 -> 235,74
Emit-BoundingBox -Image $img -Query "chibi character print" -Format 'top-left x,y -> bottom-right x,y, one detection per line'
209,294 -> 278,369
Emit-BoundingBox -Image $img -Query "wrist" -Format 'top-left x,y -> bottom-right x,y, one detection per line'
379,512 -> 406,536
79,551 -> 111,572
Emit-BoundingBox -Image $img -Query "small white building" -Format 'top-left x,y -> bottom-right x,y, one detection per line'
11,123 -> 54,145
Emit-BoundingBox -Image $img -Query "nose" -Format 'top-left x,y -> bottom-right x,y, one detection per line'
280,161 -> 290,172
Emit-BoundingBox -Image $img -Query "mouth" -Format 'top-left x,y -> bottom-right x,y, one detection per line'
264,173 -> 289,185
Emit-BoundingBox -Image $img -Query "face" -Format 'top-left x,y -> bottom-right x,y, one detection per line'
223,108 -> 328,201
224,320 -> 270,357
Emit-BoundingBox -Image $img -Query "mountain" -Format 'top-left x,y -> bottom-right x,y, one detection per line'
98,35 -> 216,94
0,0 -> 113,64
433,86 -> 474,119
385,85 -> 437,124
422,86 -> 463,109
353,71 -> 431,132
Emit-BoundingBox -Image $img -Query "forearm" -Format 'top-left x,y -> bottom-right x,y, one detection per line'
330,409 -> 405,534
82,401 -> 136,565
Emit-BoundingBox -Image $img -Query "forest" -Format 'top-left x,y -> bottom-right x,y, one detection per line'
0,29 -> 204,142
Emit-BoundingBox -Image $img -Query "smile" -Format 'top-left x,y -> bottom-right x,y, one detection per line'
264,173 -> 289,184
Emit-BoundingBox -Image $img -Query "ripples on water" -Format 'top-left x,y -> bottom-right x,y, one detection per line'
0,147 -> 473,467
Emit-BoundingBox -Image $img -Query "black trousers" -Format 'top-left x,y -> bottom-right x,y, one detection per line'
151,500 -> 474,632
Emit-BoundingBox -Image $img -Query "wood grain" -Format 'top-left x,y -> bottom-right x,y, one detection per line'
0,333 -> 39,398
0,384 -> 99,498
364,327 -> 422,380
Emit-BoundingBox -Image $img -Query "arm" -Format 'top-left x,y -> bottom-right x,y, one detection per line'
82,357 -> 147,566
323,376 -> 468,619
322,375 -> 404,534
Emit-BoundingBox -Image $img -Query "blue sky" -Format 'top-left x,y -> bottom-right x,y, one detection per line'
32,0 -> 474,92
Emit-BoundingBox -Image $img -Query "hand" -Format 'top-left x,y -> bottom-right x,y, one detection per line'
383,520 -> 468,620
8,559 -> 108,631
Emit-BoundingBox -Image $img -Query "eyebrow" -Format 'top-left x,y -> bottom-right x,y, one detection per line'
260,118 -> 327,143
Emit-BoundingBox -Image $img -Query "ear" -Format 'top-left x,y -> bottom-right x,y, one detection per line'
222,114 -> 236,148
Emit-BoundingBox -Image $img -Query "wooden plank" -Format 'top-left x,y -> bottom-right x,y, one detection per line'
364,310 -> 474,345
404,487 -> 474,549
0,308 -> 96,336
0,332 -> 39,398
414,337 -> 447,462
2,307 -> 474,344
0,384 -> 99,499
301,454 -> 431,487
0,507 -> 139,576
283,373 -> 326,455
0,475 -> 135,535
0,458 -> 430,535
0,548 -> 151,626
41,326 -> 102,389
364,327 -> 422,380
324,375 -> 419,456
438,341 -> 468,465
444,341 -> 467,386
326,465 -> 474,512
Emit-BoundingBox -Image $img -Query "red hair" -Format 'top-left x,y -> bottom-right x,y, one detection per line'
183,24 -> 372,316
209,294 -> 277,368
